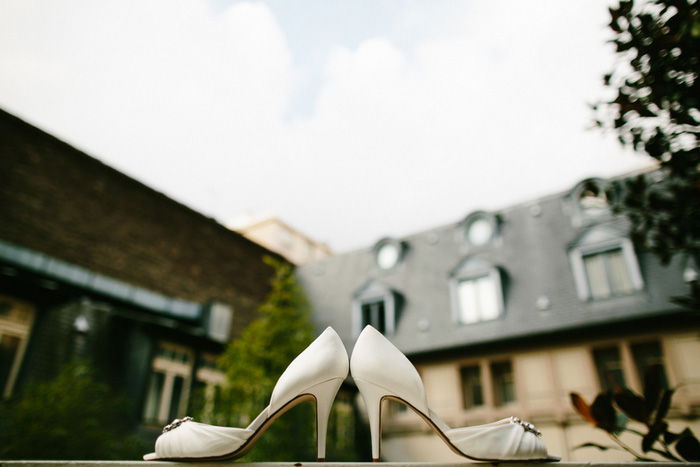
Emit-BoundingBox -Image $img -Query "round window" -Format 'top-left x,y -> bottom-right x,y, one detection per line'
376,242 -> 400,270
467,218 -> 494,246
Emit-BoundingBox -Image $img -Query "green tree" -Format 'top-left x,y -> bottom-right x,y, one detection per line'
594,0 -> 700,307
211,256 -> 317,460
0,360 -> 147,460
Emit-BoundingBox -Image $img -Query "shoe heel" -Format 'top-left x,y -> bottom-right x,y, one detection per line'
307,376 -> 345,461
354,378 -> 387,462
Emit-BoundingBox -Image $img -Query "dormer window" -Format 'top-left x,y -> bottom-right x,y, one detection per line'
361,300 -> 387,334
372,238 -> 406,271
569,178 -> 619,227
352,280 -> 402,336
450,258 -> 505,325
461,211 -> 500,249
456,273 -> 502,324
578,180 -> 609,212
570,223 -> 644,301
377,243 -> 400,270
467,218 -> 494,246
582,248 -> 634,299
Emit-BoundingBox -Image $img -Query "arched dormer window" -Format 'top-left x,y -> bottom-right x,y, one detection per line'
460,211 -> 501,250
449,258 -> 505,325
569,223 -> 644,301
352,280 -> 402,336
372,238 -> 407,271
569,178 -> 619,226
579,180 -> 609,211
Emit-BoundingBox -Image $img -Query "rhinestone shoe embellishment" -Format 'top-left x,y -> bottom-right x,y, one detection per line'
510,416 -> 542,437
162,416 -> 194,433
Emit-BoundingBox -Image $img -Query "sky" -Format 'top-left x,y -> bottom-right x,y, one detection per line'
0,0 -> 654,253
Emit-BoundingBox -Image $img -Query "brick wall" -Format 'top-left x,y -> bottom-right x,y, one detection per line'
0,108 -> 282,336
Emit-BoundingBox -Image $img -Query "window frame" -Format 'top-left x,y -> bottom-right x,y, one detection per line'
194,352 -> 226,424
590,339 -> 670,394
450,258 -> 504,325
0,295 -> 35,398
143,341 -> 194,425
592,345 -> 627,392
372,238 -> 406,271
460,364 -> 484,410
352,280 -> 399,336
570,236 -> 644,302
458,358 -> 517,412
460,211 -> 501,249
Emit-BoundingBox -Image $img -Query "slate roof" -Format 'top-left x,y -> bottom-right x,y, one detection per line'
296,174 -> 691,356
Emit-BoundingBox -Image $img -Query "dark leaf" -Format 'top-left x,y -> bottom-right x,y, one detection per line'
591,393 -> 620,433
666,428 -> 684,444
574,442 -> 618,452
609,10 -> 622,33
643,364 -> 664,412
654,388 -> 675,424
676,429 -> 700,462
642,421 -> 667,452
614,390 -> 648,423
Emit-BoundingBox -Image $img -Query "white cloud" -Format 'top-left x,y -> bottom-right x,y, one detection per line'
0,0 -> 652,252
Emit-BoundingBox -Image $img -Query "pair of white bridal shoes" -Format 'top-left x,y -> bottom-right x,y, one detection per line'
144,325 -> 560,462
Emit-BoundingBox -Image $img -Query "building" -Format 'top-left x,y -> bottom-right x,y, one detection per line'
0,108 -> 283,438
296,173 -> 700,462
228,213 -> 332,265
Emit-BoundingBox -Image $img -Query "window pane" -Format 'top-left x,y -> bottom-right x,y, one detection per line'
361,301 -> 386,334
583,248 -> 635,300
584,254 -> 611,299
607,249 -> 633,295
593,347 -> 625,391
457,280 -> 479,324
631,341 -> 668,389
0,334 -> 20,395
467,219 -> 493,246
460,365 -> 483,409
143,371 -> 165,423
476,276 -> 499,321
491,361 -> 515,406
457,275 -> 500,324
361,304 -> 371,330
169,375 -> 185,421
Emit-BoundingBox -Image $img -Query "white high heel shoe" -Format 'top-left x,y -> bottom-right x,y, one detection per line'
143,327 -> 349,461
350,325 -> 560,462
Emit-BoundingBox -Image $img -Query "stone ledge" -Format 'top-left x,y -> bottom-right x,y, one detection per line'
2,463 -> 699,467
